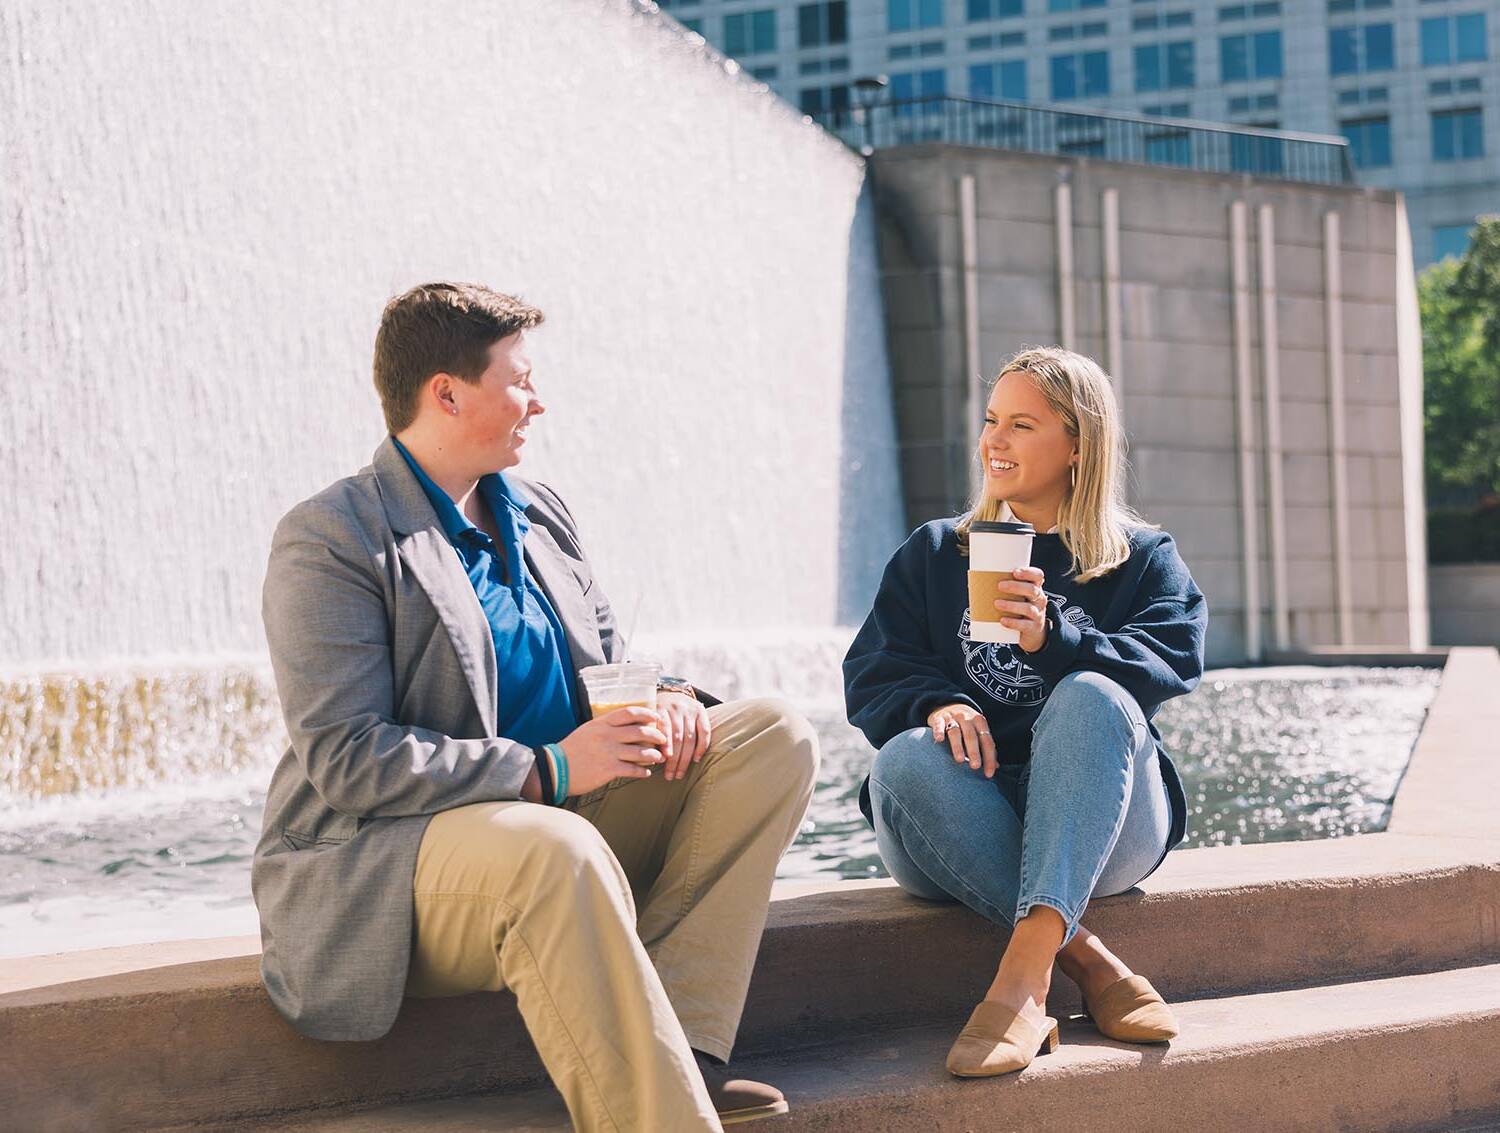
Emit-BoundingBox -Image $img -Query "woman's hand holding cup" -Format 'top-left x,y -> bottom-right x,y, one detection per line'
993,565 -> 1049,653
557,707 -> 668,795
926,703 -> 998,779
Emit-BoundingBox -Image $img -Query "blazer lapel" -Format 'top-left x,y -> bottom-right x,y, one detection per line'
396,530 -> 498,736
373,439 -> 498,736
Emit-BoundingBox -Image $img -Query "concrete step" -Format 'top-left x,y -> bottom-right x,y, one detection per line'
5,831 -> 1499,1133
204,962 -> 1500,1133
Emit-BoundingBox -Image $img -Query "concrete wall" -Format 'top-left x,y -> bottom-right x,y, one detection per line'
1429,565 -> 1500,647
870,144 -> 1424,666
0,0 -> 902,669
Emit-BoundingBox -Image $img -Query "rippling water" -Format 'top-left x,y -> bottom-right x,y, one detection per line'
0,666 -> 1439,957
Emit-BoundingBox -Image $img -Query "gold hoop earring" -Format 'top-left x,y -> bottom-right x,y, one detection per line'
1069,464 -> 1077,490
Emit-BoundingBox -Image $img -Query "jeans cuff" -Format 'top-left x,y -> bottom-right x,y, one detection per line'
1014,894 -> 1081,948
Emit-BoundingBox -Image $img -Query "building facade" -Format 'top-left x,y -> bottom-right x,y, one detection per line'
663,0 -> 1498,265
866,143 -> 1427,662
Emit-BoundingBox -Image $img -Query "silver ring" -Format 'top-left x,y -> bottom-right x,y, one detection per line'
942,719 -> 956,732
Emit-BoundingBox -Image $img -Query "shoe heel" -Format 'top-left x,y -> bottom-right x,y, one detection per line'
1038,1019 -> 1060,1056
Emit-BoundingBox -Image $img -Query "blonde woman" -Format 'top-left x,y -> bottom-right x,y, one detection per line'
843,347 -> 1207,1077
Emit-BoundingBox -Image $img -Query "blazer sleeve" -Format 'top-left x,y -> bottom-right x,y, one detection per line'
1023,531 -> 1207,713
262,500 -> 536,818
843,529 -> 980,749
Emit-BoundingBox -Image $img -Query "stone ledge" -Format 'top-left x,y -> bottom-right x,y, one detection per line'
194,963 -> 1500,1133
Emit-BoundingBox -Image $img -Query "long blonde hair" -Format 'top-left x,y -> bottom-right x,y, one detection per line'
956,346 -> 1155,583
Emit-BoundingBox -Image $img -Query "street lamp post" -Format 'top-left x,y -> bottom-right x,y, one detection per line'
853,74 -> 889,156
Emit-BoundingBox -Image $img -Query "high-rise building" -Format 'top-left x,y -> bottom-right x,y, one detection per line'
662,0 -> 1497,266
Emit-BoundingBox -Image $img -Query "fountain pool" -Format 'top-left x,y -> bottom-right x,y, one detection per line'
0,665 -> 1438,959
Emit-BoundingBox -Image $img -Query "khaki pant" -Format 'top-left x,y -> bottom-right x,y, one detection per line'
406,698 -> 819,1133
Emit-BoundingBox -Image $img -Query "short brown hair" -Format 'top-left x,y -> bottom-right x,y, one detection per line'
372,282 -> 544,433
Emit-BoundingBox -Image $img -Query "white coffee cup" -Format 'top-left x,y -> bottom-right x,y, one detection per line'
968,520 -> 1036,645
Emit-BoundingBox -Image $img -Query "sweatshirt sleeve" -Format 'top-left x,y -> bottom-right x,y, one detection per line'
843,527 -> 980,749
1024,531 -> 1207,713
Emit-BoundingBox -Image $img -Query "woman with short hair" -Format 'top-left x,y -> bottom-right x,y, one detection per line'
844,346 -> 1207,1077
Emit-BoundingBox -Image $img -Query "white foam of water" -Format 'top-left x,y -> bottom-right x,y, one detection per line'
0,0 -> 902,669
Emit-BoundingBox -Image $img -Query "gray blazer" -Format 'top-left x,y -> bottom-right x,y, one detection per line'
252,437 -> 623,1041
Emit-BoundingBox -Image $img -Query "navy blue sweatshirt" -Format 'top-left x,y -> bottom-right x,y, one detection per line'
843,519 -> 1208,851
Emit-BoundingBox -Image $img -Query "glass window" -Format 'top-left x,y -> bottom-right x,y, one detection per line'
1224,29 -> 1281,79
1137,41 -> 1194,90
892,67 -> 948,102
1219,4 -> 1247,20
1456,13 -> 1488,61
1052,53 -> 1079,98
1423,14 -> 1489,65
1342,115 -> 1392,166
1329,23 -> 1394,74
1082,50 -> 1109,94
751,63 -> 778,79
1254,30 -> 1282,76
1421,16 -> 1451,64
681,17 -> 703,34
799,1 -> 848,48
1146,130 -> 1192,164
970,58 -> 1028,99
1432,108 -> 1484,161
1433,223 -> 1474,262
1222,34 -> 1249,80
919,39 -> 946,55
1165,11 -> 1193,26
1136,43 -> 1163,90
1366,23 -> 1394,69
968,0 -> 1024,19
890,0 -> 945,31
725,9 -> 777,55
1231,132 -> 1285,174
1168,39 -> 1195,86
1329,27 -> 1358,73
798,84 -> 851,115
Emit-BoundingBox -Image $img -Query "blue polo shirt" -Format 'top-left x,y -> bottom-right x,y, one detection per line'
393,438 -> 579,748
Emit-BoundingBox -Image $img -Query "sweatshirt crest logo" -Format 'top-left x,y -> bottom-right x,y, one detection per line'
958,593 -> 1095,706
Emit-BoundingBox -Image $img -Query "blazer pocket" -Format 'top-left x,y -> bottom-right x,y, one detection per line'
280,825 -> 356,852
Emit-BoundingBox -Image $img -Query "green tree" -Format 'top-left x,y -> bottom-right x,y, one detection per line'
1421,216 -> 1500,501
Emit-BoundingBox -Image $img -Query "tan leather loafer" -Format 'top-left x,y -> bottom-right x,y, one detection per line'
693,1050 -> 789,1124
945,1001 -> 1060,1077
1081,974 -> 1179,1043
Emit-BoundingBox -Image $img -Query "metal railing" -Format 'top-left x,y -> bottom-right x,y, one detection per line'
817,96 -> 1356,185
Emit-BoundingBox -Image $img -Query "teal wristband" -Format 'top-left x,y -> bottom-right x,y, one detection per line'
544,743 -> 569,806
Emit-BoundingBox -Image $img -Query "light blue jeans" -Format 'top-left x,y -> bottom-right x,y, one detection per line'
868,670 -> 1172,948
